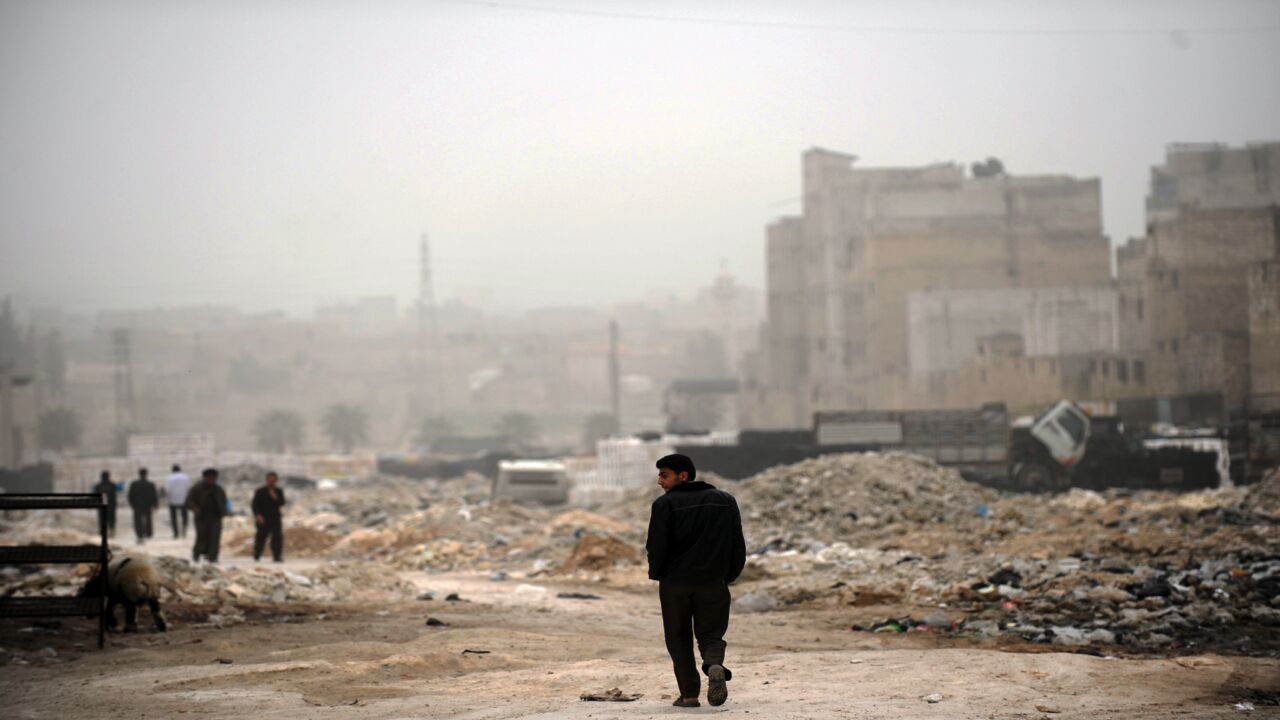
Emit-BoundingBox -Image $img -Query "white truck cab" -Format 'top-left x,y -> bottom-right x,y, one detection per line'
1030,400 -> 1091,467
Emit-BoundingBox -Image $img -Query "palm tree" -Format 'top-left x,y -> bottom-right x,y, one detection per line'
38,406 -> 82,453
495,412 -> 539,447
414,415 -> 456,449
252,410 -> 305,453
321,403 -> 368,453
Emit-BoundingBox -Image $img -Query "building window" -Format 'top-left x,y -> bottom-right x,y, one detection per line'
1172,339 -> 1179,353
1118,360 -> 1129,382
1137,299 -> 1144,320
1134,360 -> 1145,384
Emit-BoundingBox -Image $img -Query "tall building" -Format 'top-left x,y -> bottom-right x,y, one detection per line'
742,148 -> 1111,427
1124,142 -> 1280,416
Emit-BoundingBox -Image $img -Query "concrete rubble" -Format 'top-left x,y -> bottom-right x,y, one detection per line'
1,459 -> 1277,657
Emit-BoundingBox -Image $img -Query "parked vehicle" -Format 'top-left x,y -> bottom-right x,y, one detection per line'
492,459 -> 570,505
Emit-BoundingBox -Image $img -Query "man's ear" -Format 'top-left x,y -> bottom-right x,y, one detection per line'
679,471 -> 689,483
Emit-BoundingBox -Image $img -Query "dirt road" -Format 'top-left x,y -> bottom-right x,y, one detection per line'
3,567 -> 1276,719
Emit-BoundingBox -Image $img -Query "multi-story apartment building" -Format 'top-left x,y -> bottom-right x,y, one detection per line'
743,148 -> 1111,427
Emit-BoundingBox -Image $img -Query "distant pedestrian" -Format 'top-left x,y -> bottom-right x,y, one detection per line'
127,468 -> 159,544
186,468 -> 227,563
93,470 -> 117,537
646,454 -> 745,708
251,471 -> 287,562
164,464 -> 192,539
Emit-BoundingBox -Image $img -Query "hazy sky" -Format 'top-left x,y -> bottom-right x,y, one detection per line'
2,0 -> 1278,315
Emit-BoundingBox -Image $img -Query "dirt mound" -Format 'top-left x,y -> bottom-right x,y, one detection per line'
556,534 -> 642,574
228,526 -> 341,558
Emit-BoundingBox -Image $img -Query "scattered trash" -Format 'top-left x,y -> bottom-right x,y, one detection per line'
425,617 -> 448,627
215,658 -> 233,664
556,592 -> 602,600
1034,704 -> 1062,713
580,688 -> 642,702
1234,702 -> 1255,711
461,648 -> 490,655
922,693 -> 944,703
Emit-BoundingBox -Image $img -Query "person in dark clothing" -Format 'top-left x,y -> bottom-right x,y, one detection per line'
646,453 -> 746,709
186,468 -> 228,563
251,471 -> 287,562
93,471 -> 117,537
127,467 -> 159,544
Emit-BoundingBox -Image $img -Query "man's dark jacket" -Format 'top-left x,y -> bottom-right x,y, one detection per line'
252,485 -> 286,522
646,480 -> 746,584
127,479 -> 158,511
186,481 -> 228,521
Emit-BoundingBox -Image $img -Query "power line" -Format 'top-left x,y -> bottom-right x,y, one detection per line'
444,0 -> 1280,37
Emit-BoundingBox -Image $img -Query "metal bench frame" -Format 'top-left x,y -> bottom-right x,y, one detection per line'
0,493 -> 110,648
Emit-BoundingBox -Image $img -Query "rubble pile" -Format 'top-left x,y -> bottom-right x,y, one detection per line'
723,455 -> 1279,655
3,453 -> 1272,656
555,534 -> 642,574
734,452 -> 996,547
0,552 -> 415,620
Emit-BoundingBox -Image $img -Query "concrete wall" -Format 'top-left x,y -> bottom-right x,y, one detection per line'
907,286 -> 1120,373
1249,260 -> 1280,402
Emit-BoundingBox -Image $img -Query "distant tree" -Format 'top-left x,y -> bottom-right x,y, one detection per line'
253,409 -> 305,453
971,157 -> 1006,178
414,415 -> 457,449
495,412 -> 539,447
38,406 -> 82,453
38,330 -> 67,397
581,412 -> 619,451
321,403 -> 368,453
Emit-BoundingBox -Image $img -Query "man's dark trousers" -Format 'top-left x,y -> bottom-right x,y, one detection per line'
132,508 -> 153,541
169,505 -> 188,538
193,517 -> 222,562
253,519 -> 283,562
659,580 -> 733,699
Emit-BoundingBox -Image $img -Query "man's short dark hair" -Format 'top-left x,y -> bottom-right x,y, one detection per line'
266,471 -> 278,479
172,464 -> 181,472
139,468 -> 148,477
656,453 -> 696,481
202,468 -> 219,480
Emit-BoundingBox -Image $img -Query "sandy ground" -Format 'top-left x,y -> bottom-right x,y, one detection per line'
2,508 -> 1277,718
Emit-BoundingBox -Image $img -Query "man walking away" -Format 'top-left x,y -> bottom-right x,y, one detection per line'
127,468 -> 159,545
186,468 -> 227,563
252,471 -> 287,562
93,471 -> 117,537
165,464 -> 192,539
646,453 -> 746,708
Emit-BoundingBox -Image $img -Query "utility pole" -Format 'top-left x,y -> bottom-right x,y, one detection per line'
111,327 -> 135,437
608,320 -> 620,431
417,234 -> 440,416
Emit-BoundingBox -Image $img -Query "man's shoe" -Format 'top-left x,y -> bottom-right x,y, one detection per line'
707,665 -> 728,706
672,697 -> 700,708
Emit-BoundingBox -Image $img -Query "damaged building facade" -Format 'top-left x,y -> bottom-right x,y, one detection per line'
743,143 -> 1280,429
1118,142 -> 1280,420
742,148 -> 1115,427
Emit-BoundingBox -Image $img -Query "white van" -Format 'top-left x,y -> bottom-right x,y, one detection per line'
493,460 -> 570,505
